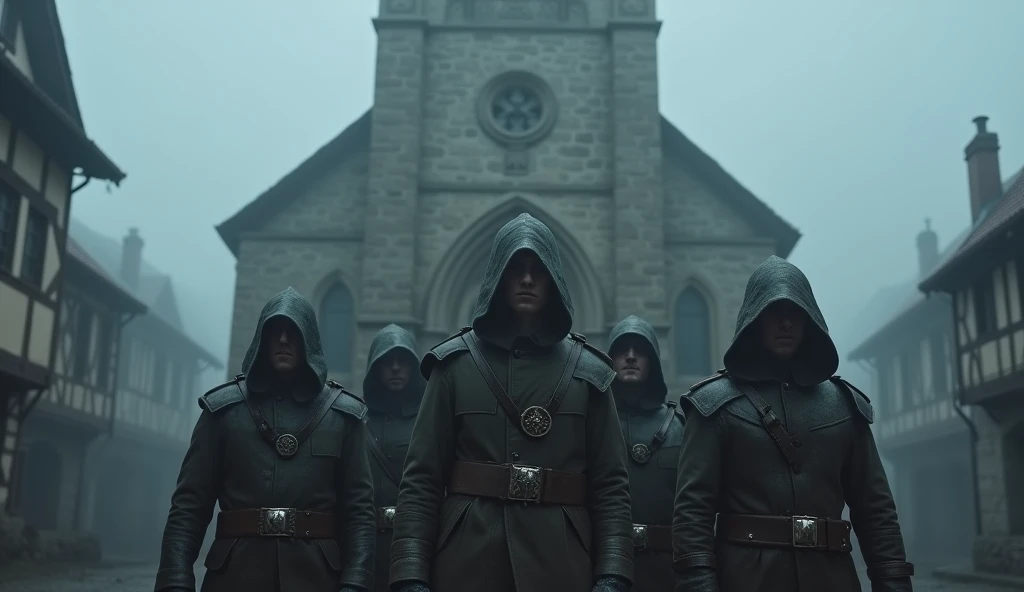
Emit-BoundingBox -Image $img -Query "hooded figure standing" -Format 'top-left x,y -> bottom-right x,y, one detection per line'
389,214 -> 634,592
607,315 -> 684,591
155,287 -> 376,592
671,257 -> 913,592
361,324 -> 426,592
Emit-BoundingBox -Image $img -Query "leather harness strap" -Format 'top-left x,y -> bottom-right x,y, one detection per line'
732,378 -> 803,471
364,421 -> 402,487
237,382 -> 343,456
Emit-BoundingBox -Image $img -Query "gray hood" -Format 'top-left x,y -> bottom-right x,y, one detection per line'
608,315 -> 668,403
241,286 -> 328,396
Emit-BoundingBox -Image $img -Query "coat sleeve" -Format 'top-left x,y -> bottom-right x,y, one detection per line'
586,383 -> 635,584
389,364 -> 456,586
671,405 -> 723,592
336,417 -> 377,590
155,410 -> 221,591
843,417 -> 914,589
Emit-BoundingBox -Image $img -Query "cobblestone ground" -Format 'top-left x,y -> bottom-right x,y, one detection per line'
0,562 -> 1013,592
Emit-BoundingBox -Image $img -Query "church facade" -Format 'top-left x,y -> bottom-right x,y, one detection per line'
217,0 -> 800,396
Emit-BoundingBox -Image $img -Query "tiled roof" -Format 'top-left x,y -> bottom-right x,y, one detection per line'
66,236 -> 146,312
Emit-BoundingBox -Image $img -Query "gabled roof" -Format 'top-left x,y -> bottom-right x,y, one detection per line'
216,110 -> 800,258
660,116 -> 801,257
216,110 -> 372,257
920,165 -> 1024,292
65,236 -> 146,314
0,1 -> 123,182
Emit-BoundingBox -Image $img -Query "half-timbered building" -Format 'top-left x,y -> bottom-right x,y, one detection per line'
11,237 -> 144,533
0,0 -> 124,513
920,116 -> 1024,577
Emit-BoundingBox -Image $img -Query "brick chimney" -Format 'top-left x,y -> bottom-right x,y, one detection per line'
916,218 -> 939,276
120,227 -> 143,290
964,116 -> 1002,222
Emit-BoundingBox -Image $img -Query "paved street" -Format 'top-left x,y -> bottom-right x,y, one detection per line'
0,561 -> 1015,592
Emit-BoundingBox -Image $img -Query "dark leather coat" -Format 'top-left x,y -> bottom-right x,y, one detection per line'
608,316 -> 683,592
362,324 -> 424,592
388,214 -> 634,592
155,287 -> 376,592
672,257 -> 913,592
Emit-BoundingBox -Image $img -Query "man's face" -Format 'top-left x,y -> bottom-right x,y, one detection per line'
263,316 -> 302,372
610,335 -> 651,384
757,300 -> 808,360
502,250 -> 551,316
377,350 -> 413,393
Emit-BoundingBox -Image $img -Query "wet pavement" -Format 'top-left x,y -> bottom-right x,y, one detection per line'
0,561 -> 1015,592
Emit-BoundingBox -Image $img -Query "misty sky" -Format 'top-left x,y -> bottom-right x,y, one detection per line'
55,0 -> 1024,372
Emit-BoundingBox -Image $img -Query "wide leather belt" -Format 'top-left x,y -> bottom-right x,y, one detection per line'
447,460 -> 587,505
632,523 -> 671,552
377,506 -> 396,531
716,514 -> 852,552
215,508 -> 335,539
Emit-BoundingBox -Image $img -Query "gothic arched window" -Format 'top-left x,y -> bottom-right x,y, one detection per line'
319,282 -> 353,373
675,287 -> 712,376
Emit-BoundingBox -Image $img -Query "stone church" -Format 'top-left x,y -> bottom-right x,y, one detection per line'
216,0 -> 800,396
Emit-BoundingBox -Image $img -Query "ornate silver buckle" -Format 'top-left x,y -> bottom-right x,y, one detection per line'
792,516 -> 818,548
378,506 -> 397,530
507,464 -> 543,502
632,524 -> 649,548
258,508 -> 296,537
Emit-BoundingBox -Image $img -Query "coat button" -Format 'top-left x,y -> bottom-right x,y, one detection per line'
512,350 -> 522,358
511,452 -> 520,461
793,440 -> 803,448
781,383 -> 790,390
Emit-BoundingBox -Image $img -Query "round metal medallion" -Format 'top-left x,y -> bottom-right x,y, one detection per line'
520,406 -> 552,438
275,433 -> 299,458
630,443 -> 652,464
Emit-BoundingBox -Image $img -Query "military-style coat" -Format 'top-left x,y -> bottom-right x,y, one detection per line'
389,214 -> 634,592
155,287 -> 376,592
672,257 -> 914,592
362,324 -> 425,592
608,316 -> 684,592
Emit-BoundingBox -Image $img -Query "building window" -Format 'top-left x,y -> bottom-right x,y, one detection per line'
20,208 -> 47,288
901,348 -> 920,406
73,307 -> 93,381
0,184 -> 18,271
154,355 -> 168,402
320,282 -> 354,373
929,331 -> 949,396
973,276 -> 996,336
674,287 -> 712,376
95,318 -> 111,389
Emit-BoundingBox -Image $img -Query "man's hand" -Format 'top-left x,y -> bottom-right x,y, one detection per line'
593,575 -> 630,592
391,582 -> 430,592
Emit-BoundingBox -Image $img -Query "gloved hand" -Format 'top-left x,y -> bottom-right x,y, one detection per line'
675,567 -> 718,592
340,588 -> 365,592
593,575 -> 630,592
872,577 -> 912,592
391,582 -> 431,592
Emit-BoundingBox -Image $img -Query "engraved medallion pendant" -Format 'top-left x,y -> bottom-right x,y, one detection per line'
630,443 -> 652,464
520,405 -> 552,438
275,433 -> 299,458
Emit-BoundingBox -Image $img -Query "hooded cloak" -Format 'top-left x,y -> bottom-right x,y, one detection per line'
723,256 -> 839,386
240,286 -> 328,396
362,324 -> 425,414
607,315 -> 668,402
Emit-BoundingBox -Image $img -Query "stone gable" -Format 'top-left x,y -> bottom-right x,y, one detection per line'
664,157 -> 756,240
258,150 -> 369,236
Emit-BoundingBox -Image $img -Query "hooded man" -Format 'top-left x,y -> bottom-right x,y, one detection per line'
155,287 -> 376,592
361,324 -> 426,592
671,257 -> 913,592
607,315 -> 684,591
388,214 -> 634,592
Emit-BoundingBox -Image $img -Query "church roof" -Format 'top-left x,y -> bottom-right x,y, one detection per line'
216,110 -> 800,258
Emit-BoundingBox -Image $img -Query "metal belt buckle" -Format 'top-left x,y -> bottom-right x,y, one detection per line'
792,515 -> 818,548
258,508 -> 296,537
507,464 -> 543,502
378,506 -> 397,530
632,524 -> 649,548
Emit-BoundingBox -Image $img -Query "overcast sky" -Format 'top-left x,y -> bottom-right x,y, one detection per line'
55,0 -> 1024,372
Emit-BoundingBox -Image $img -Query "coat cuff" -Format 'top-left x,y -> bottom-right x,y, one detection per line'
594,535 -> 634,585
388,538 -> 433,585
340,567 -> 375,591
673,552 -> 718,571
154,569 -> 195,591
867,561 -> 915,580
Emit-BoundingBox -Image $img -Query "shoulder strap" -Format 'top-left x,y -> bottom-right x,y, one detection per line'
295,386 -> 344,443
547,338 -> 584,415
731,378 -> 803,470
462,332 -> 523,425
238,383 -> 342,456
363,420 -> 402,487
649,401 -> 678,451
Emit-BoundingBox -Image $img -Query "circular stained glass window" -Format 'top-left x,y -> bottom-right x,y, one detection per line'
477,72 -> 557,146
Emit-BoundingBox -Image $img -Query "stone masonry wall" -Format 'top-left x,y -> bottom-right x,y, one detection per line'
664,158 -> 757,240
259,151 -> 369,236
974,407 -> 1010,535
421,31 -> 612,188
